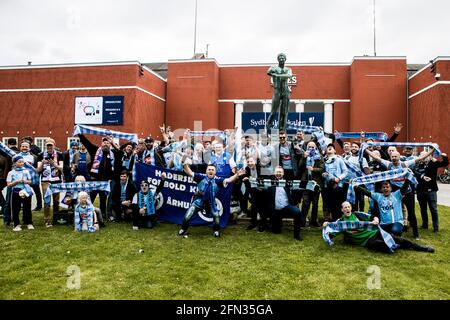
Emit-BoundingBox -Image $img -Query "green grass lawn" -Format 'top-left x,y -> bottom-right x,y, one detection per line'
1,204 -> 450,300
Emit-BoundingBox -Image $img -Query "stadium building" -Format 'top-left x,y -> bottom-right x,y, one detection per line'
0,55 -> 448,153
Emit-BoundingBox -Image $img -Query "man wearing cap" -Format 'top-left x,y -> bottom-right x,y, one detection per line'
77,133 -> 122,222
63,140 -> 79,182
37,138 -> 64,227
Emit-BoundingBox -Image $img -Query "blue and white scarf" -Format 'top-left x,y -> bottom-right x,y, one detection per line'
44,181 -> 110,205
335,132 -> 388,141
346,168 -> 417,204
74,202 -> 96,233
0,142 -> 39,185
249,178 -> 303,190
288,125 -> 327,152
138,191 -> 155,216
73,124 -> 138,143
322,212 -> 398,253
359,142 -> 441,162
190,130 -> 227,145
90,147 -> 115,174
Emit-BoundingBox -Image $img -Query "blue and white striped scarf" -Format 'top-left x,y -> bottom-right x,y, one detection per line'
288,125 -> 327,152
335,132 -> 388,141
249,177 -> 303,190
73,124 -> 138,143
0,142 -> 39,185
233,130 -> 245,169
359,141 -> 441,162
346,168 -> 417,204
44,181 -> 110,205
322,212 -> 398,252
138,191 -> 155,216
190,130 -> 227,145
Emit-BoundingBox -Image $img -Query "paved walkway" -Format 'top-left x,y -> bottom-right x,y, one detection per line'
437,183 -> 450,206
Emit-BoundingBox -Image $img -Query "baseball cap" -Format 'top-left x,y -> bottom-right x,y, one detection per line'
45,138 -> 55,146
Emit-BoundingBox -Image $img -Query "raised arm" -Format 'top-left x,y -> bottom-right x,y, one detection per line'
356,185 -> 373,199
224,168 -> 246,185
365,148 -> 383,163
414,147 -> 435,164
182,157 -> 194,178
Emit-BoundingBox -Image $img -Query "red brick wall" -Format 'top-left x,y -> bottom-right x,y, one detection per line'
218,102 -> 235,130
350,59 -> 407,140
409,85 -> 450,156
166,61 -> 220,131
219,65 -> 350,100
0,64 -> 167,149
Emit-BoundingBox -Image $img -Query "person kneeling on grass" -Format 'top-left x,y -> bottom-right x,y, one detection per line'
74,191 -> 97,233
356,180 -> 412,237
131,173 -> 166,230
323,202 -> 435,254
178,158 -> 245,238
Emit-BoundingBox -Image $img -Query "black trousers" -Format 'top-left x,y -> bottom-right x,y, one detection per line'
132,208 -> 157,228
323,186 -> 345,221
301,189 -> 320,224
271,205 -> 305,238
366,234 -> 430,253
402,192 -> 419,238
11,192 -> 32,227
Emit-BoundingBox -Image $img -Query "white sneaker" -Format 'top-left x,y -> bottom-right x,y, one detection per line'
46,223 -> 53,228
132,226 -> 139,231
27,224 -> 35,230
13,225 -> 22,232
213,231 -> 220,238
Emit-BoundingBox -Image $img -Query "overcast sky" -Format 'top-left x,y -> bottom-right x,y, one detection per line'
1,0 -> 449,66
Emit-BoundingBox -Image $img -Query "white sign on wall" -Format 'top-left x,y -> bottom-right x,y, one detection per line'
75,97 -> 103,124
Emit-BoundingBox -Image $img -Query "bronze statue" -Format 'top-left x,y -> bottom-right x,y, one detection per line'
266,53 -> 293,133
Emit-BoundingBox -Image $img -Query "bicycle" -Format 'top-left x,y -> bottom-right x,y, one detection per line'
438,167 -> 450,184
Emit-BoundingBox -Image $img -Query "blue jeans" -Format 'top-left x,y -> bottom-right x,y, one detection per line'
417,191 -> 439,230
381,222 -> 403,236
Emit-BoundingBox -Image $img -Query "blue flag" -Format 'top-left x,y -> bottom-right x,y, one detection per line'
134,163 -> 233,228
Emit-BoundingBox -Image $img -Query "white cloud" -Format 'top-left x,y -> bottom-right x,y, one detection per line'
0,0 -> 449,66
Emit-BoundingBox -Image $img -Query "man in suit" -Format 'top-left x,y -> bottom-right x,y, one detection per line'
265,166 -> 306,240
111,171 -> 137,222
242,156 -> 265,231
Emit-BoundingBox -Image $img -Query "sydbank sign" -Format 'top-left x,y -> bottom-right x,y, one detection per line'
241,112 -> 324,134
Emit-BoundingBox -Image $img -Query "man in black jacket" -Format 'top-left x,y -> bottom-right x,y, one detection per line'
77,134 -> 123,222
242,156 -> 265,231
265,166 -> 306,240
414,151 -> 448,232
111,171 -> 137,222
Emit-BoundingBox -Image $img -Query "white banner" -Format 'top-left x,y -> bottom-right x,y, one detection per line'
75,97 -> 103,124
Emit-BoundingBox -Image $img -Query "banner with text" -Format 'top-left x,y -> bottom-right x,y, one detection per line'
75,96 -> 124,125
134,163 -> 233,228
241,112 -> 324,134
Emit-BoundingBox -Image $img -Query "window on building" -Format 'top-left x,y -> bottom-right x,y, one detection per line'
34,137 -> 50,152
67,137 -> 80,150
2,137 -> 18,145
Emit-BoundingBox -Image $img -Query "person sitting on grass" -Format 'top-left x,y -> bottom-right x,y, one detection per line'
74,191 -> 96,233
131,173 -> 166,231
356,180 -> 412,237
323,202 -> 435,254
178,158 -> 245,238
